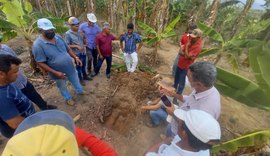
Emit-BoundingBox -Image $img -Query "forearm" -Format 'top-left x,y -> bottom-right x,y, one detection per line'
67,49 -> 78,59
37,62 -> 59,76
75,127 -> 118,156
96,45 -> 102,56
6,115 -> 24,129
137,42 -> 143,51
173,93 -> 184,102
69,45 -> 79,49
120,41 -> 123,50
143,104 -> 161,111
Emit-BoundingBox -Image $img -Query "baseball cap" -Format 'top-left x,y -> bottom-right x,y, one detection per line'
2,110 -> 79,156
190,29 -> 202,38
174,109 -> 221,143
157,77 -> 175,93
68,17 -> 80,25
103,22 -> 111,29
37,18 -> 56,30
87,13 -> 97,23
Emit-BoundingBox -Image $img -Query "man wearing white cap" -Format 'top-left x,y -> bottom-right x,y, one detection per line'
32,18 -> 84,106
79,13 -> 101,75
145,109 -> 221,156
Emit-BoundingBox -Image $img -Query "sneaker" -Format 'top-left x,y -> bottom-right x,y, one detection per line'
106,74 -> 111,79
83,76 -> 93,81
145,122 -> 158,128
66,99 -> 75,106
80,80 -> 86,86
41,104 -> 58,110
78,90 -> 89,95
91,72 -> 98,78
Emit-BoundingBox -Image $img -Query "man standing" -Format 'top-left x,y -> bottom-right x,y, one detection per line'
32,18 -> 84,106
65,17 -> 92,86
92,22 -> 118,79
174,29 -> 203,94
120,23 -> 143,73
79,13 -> 101,75
0,54 -> 35,138
0,36 -> 57,110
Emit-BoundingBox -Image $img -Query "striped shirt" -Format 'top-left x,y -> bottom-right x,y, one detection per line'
120,32 -> 142,54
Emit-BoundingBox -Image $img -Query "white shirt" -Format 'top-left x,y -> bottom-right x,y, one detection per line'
145,135 -> 209,156
180,86 -> 221,119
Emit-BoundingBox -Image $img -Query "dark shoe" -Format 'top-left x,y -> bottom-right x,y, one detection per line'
80,80 -> 86,86
173,97 -> 179,105
83,77 -> 93,81
42,104 -> 57,110
91,72 -> 98,78
106,74 -> 111,79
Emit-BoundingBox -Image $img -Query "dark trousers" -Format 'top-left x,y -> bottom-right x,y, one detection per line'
86,48 -> 98,73
0,120 -> 14,138
95,55 -> 112,75
76,54 -> 87,80
174,67 -> 187,94
21,81 -> 47,110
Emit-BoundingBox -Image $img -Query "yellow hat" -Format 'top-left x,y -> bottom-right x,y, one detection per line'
2,110 -> 79,156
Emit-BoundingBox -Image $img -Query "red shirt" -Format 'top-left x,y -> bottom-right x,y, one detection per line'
178,38 -> 202,70
95,32 -> 116,57
75,127 -> 118,156
180,33 -> 190,45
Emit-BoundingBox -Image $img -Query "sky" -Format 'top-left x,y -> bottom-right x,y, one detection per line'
239,0 -> 266,10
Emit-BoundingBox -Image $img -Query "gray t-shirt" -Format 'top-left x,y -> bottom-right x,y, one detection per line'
32,35 -> 76,79
64,29 -> 85,56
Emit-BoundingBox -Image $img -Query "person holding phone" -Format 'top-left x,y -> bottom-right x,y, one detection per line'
141,78 -> 179,128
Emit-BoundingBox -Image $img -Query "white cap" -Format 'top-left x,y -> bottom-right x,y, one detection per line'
37,18 -> 56,30
174,109 -> 221,143
87,13 -> 97,23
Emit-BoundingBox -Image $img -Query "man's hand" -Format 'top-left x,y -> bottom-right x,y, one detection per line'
160,88 -> 175,97
98,54 -> 104,60
164,104 -> 175,116
55,71 -> 66,79
77,45 -> 84,52
75,57 -> 82,66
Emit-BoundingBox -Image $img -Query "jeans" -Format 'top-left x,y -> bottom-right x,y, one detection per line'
95,55 -> 112,75
174,67 -> 187,94
55,71 -> 83,101
124,52 -> 138,72
86,48 -> 98,73
21,81 -> 47,110
150,108 -> 168,126
76,54 -> 87,80
172,53 -> 180,76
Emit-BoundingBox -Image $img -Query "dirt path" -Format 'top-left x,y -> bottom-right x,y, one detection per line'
1,37 -> 270,155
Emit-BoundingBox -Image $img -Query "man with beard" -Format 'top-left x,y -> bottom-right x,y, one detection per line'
32,18 -> 84,106
174,29 -> 203,95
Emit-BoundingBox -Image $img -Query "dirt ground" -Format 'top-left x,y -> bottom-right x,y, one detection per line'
0,37 -> 270,156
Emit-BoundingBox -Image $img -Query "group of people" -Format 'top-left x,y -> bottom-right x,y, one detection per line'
0,12 -> 222,156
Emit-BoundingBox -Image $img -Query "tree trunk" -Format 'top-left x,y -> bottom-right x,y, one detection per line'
86,0 -> 95,13
107,0 -> 113,25
132,0 -> 136,30
36,0 -> 42,13
230,0 -> 255,38
206,0 -> 220,26
50,0 -> 58,17
66,0 -> 72,16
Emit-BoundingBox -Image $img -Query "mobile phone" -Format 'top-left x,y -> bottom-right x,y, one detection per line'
161,95 -> 172,107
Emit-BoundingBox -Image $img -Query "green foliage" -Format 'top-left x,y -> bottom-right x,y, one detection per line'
197,22 -> 224,43
112,63 -> 156,74
211,130 -> 270,154
138,16 -> 180,46
215,67 -> 270,110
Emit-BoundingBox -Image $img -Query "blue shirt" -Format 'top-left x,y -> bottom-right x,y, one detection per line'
120,32 -> 142,54
0,44 -> 27,89
32,35 -> 76,80
65,29 -> 85,56
0,84 -> 35,137
79,22 -> 101,49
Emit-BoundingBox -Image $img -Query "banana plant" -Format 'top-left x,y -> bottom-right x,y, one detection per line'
211,130 -> 270,155
197,19 -> 270,73
138,16 -> 180,62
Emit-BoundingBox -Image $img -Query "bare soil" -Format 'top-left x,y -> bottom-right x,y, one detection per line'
0,37 -> 270,156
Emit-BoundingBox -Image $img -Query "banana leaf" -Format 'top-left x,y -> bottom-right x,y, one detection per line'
163,16 -> 180,34
197,22 -> 224,43
215,67 -> 270,109
198,48 -> 220,57
161,31 -> 176,39
211,130 -> 270,154
137,21 -> 157,36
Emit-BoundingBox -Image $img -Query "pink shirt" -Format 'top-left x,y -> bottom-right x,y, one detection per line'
95,33 -> 116,57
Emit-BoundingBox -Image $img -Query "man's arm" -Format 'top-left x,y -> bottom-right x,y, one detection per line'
5,115 -> 24,129
144,137 -> 174,155
37,62 -> 65,79
67,48 -> 82,66
75,127 -> 118,156
137,41 -> 143,52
